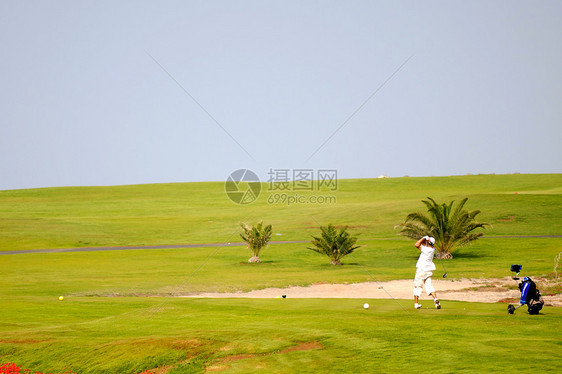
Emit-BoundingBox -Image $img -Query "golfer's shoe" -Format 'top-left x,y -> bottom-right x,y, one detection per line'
415,303 -> 422,309
434,299 -> 441,309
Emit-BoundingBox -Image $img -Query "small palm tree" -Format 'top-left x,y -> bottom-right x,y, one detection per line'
308,224 -> 361,265
396,197 -> 489,259
240,222 -> 272,263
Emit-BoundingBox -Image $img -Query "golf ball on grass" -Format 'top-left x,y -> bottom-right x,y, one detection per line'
59,296 -> 64,301
363,303 -> 369,309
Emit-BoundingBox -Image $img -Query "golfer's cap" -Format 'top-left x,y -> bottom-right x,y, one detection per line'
428,237 -> 435,244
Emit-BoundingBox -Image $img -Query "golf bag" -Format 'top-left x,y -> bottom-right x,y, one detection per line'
508,277 -> 544,315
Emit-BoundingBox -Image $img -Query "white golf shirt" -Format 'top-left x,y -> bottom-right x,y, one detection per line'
416,244 -> 436,272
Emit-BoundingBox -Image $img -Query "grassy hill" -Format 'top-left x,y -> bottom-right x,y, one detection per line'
0,174 -> 561,373
1,173 -> 561,251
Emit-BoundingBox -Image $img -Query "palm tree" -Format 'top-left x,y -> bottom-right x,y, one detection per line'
396,197 -> 489,259
308,224 -> 361,265
240,222 -> 272,263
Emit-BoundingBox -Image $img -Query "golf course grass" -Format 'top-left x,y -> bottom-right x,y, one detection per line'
1,297 -> 561,373
1,174 -> 561,373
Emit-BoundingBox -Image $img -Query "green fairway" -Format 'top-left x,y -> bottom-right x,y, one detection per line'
1,297 -> 561,374
1,174 -> 561,373
1,238 -> 561,298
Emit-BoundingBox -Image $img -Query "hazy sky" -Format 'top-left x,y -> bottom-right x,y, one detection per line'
1,1 -> 561,190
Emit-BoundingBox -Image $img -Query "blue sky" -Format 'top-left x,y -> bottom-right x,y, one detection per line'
1,1 -> 561,190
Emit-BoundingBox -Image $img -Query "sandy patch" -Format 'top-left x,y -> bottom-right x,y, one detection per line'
185,277 -> 562,307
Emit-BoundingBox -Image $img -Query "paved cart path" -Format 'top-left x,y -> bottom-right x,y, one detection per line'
1,235 -> 561,255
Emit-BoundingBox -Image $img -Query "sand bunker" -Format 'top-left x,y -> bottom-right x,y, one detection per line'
185,277 -> 562,307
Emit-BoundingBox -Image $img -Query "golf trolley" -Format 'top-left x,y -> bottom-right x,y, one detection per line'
507,265 -> 544,315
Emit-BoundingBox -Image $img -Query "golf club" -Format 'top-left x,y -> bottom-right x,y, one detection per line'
438,256 -> 448,278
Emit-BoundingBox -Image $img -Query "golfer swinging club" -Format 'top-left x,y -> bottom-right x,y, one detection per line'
413,235 -> 441,309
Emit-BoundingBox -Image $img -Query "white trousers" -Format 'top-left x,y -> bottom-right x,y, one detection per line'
413,268 -> 435,297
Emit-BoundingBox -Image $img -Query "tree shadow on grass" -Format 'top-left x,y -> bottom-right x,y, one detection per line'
237,260 -> 275,265
452,251 -> 493,259
312,262 -> 362,267
403,252 -> 491,260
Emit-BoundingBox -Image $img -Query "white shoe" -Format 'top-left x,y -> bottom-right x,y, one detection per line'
415,303 -> 422,309
434,299 -> 441,309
